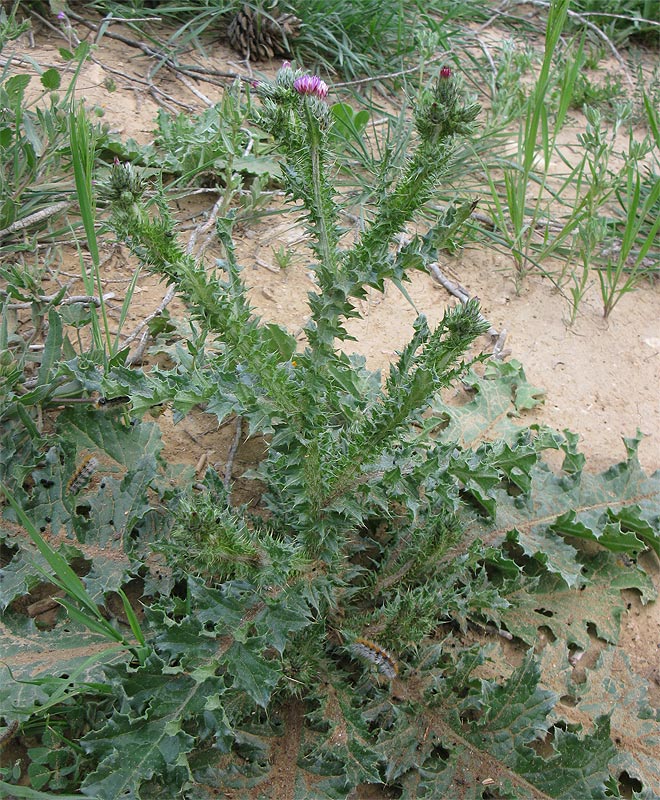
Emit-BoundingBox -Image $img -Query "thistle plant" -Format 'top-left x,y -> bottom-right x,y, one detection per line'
106,62 -> 486,562
2,25 -> 660,797
101,61 -> 489,706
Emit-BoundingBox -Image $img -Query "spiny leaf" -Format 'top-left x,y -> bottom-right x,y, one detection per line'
302,679 -> 383,787
402,653 -> 616,799
457,451 -> 660,587
429,359 -> 545,448
539,641 -> 660,798
501,552 -> 655,649
221,641 -> 282,709
0,613 -> 127,721
56,406 -> 163,470
81,657 -> 228,800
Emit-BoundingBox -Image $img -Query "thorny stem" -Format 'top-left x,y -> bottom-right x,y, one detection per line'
304,101 -> 336,277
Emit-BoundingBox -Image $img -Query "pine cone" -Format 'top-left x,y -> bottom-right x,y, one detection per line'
227,5 -> 301,61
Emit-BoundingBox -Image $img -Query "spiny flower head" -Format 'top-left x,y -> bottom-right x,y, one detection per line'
414,69 -> 479,144
100,158 -> 146,211
293,74 -> 329,101
253,63 -> 332,137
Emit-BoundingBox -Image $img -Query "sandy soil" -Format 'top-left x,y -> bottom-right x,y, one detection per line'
2,8 -> 659,794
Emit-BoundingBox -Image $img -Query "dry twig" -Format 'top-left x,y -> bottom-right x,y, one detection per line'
224,416 -> 244,495
0,202 -> 71,239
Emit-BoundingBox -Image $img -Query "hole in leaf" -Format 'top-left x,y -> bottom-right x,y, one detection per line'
538,625 -> 556,643
527,728 -> 555,758
459,709 -> 480,725
171,580 -> 188,600
70,557 -> 91,577
430,743 -> 450,761
535,607 -> 553,618
0,540 -> 18,567
618,771 -> 643,796
482,788 -> 508,799
74,503 -> 91,518
559,694 -> 578,707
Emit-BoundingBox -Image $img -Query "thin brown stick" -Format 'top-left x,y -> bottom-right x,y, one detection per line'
0,202 -> 70,239
187,195 -> 227,257
125,330 -> 151,367
224,416 -> 244,495
2,292 -> 116,309
333,52 -> 449,89
518,0 -> 636,90
121,285 -> 177,347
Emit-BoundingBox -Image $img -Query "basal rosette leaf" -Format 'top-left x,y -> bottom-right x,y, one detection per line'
81,654 -> 232,800
0,613 -> 129,722
455,446 -> 660,587
429,359 -> 546,448
1,414 -> 169,610
56,406 -> 163,471
0,532 -> 82,611
539,641 -> 660,799
500,552 -> 656,649
220,640 -> 282,709
301,678 -> 384,788
398,653 -> 616,799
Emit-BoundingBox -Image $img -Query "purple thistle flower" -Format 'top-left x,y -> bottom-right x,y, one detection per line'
293,74 -> 329,100
439,66 -> 452,80
281,60 -> 291,70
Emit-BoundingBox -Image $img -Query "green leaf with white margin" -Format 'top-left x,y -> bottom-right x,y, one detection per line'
500,552 -> 655,649
0,613 -> 128,722
56,406 -> 163,470
81,654 -> 230,800
453,442 -> 660,587
429,359 -> 545,448
301,677 -> 384,787
538,641 -> 660,799
253,587 -> 314,654
401,653 -> 615,799
220,640 -> 282,709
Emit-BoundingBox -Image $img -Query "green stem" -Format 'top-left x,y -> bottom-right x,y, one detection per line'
304,101 -> 336,274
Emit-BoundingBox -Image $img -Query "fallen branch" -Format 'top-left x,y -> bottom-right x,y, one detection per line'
0,202 -> 70,239
2,292 -> 116,310
518,0 -> 636,90
224,416 -> 244,497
